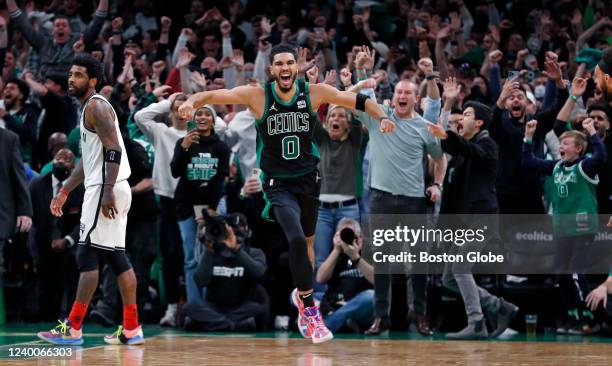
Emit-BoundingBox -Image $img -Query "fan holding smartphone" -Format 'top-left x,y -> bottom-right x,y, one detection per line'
170,105 -> 231,305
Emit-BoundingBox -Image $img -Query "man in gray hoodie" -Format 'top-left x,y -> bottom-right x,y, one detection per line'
134,93 -> 189,326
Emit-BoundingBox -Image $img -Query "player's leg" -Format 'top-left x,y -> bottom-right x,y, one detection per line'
37,245 -> 100,345
276,202 -> 333,343
102,182 -> 144,345
103,251 -> 145,345
273,200 -> 313,306
296,192 -> 335,343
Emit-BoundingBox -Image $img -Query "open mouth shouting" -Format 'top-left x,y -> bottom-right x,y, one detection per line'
279,72 -> 293,84
510,104 -> 523,116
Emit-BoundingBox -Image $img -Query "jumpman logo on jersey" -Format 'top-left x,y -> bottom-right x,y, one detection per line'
269,103 -> 278,112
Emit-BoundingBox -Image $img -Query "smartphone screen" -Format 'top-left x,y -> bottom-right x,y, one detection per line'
187,120 -> 197,131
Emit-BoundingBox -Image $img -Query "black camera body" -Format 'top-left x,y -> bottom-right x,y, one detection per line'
199,209 -> 243,252
340,227 -> 355,246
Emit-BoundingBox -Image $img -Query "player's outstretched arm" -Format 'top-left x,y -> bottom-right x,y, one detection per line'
310,83 -> 395,133
179,85 -> 263,120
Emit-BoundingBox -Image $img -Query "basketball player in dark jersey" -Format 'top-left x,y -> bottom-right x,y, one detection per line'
180,44 -> 394,343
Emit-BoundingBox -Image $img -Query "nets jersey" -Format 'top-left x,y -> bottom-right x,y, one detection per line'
80,94 -> 131,188
255,79 -> 320,179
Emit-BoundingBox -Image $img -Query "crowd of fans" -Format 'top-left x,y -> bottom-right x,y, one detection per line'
0,0 -> 611,338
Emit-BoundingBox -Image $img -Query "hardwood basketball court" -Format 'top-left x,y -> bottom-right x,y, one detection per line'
0,324 -> 610,365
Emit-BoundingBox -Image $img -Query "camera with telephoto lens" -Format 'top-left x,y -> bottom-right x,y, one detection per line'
340,227 -> 356,246
199,209 -> 242,252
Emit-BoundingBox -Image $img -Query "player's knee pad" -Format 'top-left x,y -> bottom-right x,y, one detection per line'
76,244 -> 100,272
102,250 -> 132,276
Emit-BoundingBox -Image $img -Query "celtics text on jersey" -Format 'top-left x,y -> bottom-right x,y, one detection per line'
255,79 -> 320,179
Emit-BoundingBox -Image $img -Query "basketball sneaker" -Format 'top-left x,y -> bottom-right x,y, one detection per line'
37,319 -> 83,345
290,288 -> 311,338
104,325 -> 145,345
304,306 -> 334,344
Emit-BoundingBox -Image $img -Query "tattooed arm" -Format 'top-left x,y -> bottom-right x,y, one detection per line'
85,99 -> 122,219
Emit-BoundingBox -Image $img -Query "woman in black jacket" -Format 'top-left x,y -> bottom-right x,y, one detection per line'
171,105 -> 230,305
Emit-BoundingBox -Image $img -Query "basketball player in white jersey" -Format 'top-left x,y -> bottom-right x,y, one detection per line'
37,54 -> 144,345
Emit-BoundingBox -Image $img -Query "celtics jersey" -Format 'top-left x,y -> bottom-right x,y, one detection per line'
255,79 -> 320,179
551,160 -> 599,237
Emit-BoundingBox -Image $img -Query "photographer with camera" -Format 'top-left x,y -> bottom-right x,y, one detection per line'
182,212 -> 269,332
315,218 -> 374,333
170,105 -> 231,305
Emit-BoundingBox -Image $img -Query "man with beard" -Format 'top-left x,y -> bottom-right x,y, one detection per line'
1,77 -> 38,165
594,47 -> 612,106
180,44 -> 395,344
491,55 -> 568,214
28,148 -> 83,321
593,47 -> 612,228
37,54 -> 143,346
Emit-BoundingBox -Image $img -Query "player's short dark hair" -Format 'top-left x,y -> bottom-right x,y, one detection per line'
72,53 -> 103,84
463,101 -> 492,130
6,77 -> 30,100
270,44 -> 297,64
587,103 -> 611,120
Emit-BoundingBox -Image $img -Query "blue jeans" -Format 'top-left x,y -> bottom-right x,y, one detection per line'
324,289 -> 375,333
178,217 -> 203,305
313,203 -> 360,293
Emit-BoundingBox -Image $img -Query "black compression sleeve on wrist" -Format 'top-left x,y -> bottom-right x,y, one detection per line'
105,149 -> 122,164
356,93 -> 368,112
